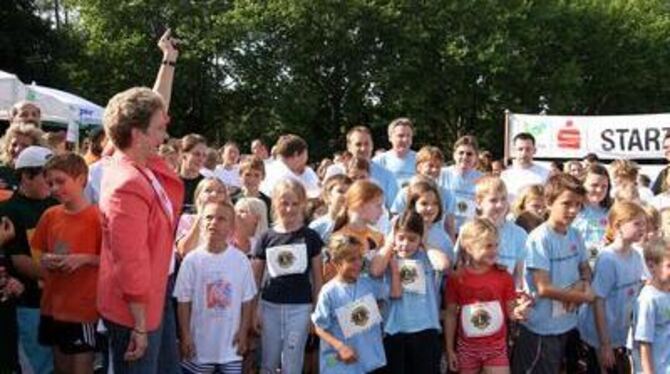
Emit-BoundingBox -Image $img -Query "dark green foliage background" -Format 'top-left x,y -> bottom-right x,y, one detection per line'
4,0 -> 670,159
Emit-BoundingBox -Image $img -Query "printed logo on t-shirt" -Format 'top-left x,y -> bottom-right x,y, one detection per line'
461,301 -> 504,338
206,279 -> 232,310
398,259 -> 426,294
277,251 -> 295,269
457,201 -> 468,214
400,264 -> 418,284
335,293 -> 382,338
351,304 -> 370,326
570,243 -> 577,252
471,308 -> 491,329
266,244 -> 308,277
454,194 -> 475,219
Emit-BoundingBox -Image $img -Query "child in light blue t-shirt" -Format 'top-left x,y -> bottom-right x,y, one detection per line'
403,178 -> 454,310
577,201 -> 646,373
632,237 -> 670,374
370,210 -> 442,373
390,146 -> 457,240
512,174 -> 595,374
312,233 -> 389,374
572,164 -> 612,266
309,175 -> 352,242
471,176 -> 527,287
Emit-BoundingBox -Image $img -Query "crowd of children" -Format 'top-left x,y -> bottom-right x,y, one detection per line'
3,94 -> 670,374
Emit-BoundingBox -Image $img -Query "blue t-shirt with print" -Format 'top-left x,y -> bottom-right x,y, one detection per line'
632,284 -> 670,374
372,150 -> 417,188
523,222 -> 588,335
312,277 -> 388,373
578,245 -> 644,348
437,166 -> 483,232
572,204 -> 608,265
383,250 -> 441,335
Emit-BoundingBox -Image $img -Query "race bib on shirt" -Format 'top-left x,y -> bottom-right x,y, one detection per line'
453,193 -> 476,219
461,301 -> 504,338
335,294 -> 382,339
266,244 -> 308,277
398,259 -> 426,294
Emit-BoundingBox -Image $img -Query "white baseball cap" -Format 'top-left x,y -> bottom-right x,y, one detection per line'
15,146 -> 53,169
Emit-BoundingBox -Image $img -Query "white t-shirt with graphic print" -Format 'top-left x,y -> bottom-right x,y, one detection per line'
174,245 -> 257,364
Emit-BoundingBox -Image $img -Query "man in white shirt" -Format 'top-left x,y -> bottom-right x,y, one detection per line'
372,118 -> 417,187
501,132 -> 550,202
259,134 -> 320,198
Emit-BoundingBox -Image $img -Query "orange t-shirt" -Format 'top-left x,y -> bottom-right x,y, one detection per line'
323,224 -> 384,282
31,204 -> 102,323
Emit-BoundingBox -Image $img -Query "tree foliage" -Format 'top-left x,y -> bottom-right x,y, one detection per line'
3,0 -> 670,158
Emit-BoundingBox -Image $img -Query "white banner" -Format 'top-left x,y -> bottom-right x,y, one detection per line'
507,113 -> 670,160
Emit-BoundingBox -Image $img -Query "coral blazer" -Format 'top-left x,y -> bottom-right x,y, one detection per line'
97,152 -> 184,330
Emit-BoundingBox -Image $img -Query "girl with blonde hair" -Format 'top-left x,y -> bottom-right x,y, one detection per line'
578,201 -> 647,373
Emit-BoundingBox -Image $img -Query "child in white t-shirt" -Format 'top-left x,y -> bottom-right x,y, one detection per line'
174,201 -> 257,374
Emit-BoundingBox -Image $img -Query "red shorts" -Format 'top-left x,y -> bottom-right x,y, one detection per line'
457,338 -> 509,371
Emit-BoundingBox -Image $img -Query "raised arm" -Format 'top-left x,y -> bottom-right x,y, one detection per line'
153,29 -> 179,111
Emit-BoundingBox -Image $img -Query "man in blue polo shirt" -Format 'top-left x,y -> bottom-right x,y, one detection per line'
372,118 -> 417,188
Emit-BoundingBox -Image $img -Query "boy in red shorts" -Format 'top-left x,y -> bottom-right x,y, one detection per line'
32,153 -> 102,373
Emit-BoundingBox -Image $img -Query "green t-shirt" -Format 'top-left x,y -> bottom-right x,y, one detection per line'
0,192 -> 58,307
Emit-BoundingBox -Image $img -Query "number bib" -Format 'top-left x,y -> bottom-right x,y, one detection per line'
266,244 -> 308,277
335,293 -> 382,339
398,259 -> 426,294
461,301 -> 504,338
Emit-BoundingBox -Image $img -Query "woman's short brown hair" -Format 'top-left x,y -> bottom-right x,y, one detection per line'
180,134 -> 207,153
103,87 -> 164,150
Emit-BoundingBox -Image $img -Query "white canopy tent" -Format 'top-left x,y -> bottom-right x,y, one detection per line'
0,70 -> 104,135
29,84 -> 104,127
0,70 -> 27,118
